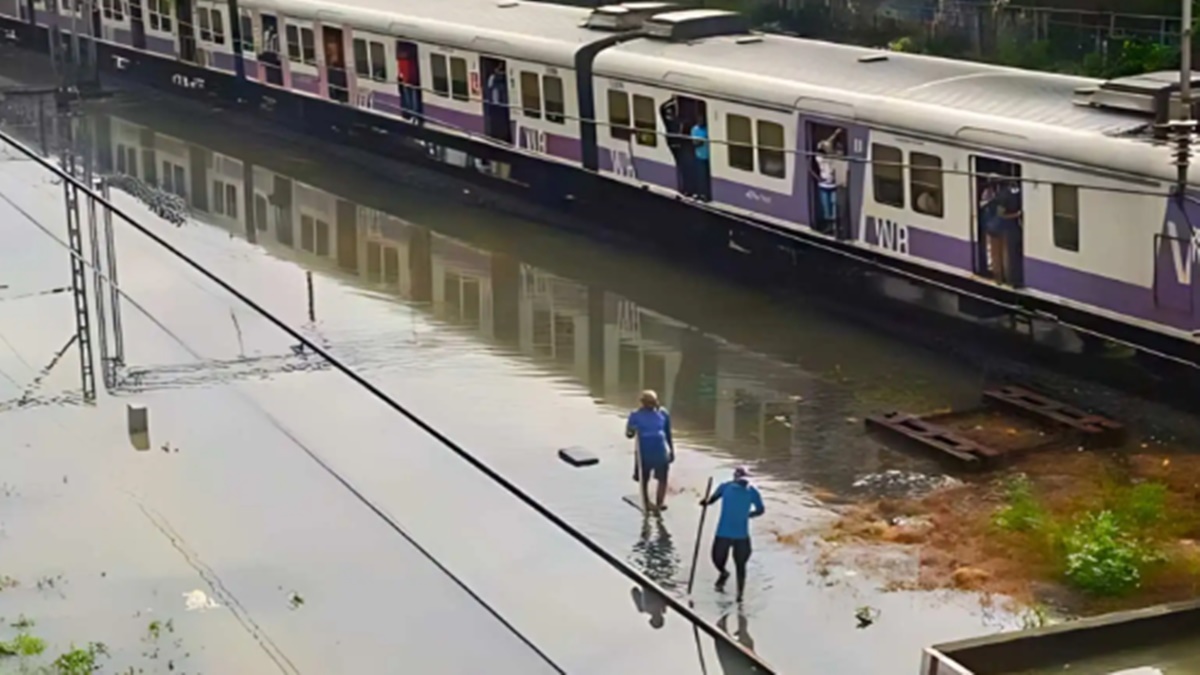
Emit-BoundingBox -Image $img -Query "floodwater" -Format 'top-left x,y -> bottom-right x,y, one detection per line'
0,69 -> 1071,673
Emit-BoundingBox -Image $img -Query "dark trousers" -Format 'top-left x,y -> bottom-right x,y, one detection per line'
712,536 -> 751,590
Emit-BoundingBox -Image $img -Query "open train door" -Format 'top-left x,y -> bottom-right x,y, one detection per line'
322,25 -> 348,102
395,40 -> 422,122
970,155 -> 1024,288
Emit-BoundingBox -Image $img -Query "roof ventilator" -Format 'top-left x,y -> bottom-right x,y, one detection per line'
1074,70 -> 1200,133
642,9 -> 751,42
584,2 -> 679,31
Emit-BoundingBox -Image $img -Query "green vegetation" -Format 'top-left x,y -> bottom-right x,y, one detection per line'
0,614 -> 107,675
993,477 -> 1172,597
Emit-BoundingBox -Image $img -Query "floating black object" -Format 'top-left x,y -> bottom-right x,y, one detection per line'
558,446 -> 599,467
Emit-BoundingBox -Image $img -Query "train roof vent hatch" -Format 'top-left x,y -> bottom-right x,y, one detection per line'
1075,71 -> 1200,123
643,9 -> 751,42
584,2 -> 679,32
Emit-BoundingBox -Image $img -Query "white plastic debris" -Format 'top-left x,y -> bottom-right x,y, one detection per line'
127,403 -> 149,436
183,589 -> 221,612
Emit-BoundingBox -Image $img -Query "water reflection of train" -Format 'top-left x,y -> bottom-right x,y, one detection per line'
93,111 -> 909,466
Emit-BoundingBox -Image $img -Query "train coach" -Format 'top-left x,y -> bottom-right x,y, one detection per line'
2,0 -> 1200,365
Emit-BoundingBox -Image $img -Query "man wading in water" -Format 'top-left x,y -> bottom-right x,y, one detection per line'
702,466 -> 765,602
627,390 -> 675,512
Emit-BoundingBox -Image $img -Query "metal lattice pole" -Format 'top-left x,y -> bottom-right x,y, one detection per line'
60,115 -> 96,402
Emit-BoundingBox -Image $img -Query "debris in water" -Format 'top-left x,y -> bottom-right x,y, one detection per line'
288,591 -> 304,610
182,589 -> 220,612
855,605 -> 880,629
852,470 -> 960,497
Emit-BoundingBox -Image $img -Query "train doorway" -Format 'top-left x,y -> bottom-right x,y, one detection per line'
258,13 -> 283,86
395,40 -> 422,122
322,26 -> 348,103
971,156 -> 1024,287
480,56 -> 511,143
672,95 -> 709,201
807,121 -> 849,238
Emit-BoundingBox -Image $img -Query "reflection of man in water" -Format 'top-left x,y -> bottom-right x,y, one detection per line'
630,585 -> 668,629
629,515 -> 680,589
629,516 -> 679,629
715,613 -> 757,674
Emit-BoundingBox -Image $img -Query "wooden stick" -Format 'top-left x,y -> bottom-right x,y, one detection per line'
687,476 -> 715,597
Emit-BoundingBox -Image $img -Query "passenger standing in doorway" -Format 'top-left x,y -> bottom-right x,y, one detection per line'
982,176 -> 1023,284
485,62 -> 509,142
702,466 -> 764,602
997,180 -> 1023,284
627,390 -> 675,512
691,119 -> 710,202
662,102 -> 692,196
811,130 -> 840,233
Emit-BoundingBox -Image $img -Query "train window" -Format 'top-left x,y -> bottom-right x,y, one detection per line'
316,220 -> 330,257
353,39 -> 369,78
520,71 -> 541,119
286,25 -> 301,62
543,76 -> 565,125
726,114 -> 753,171
301,214 -> 315,252
239,12 -> 254,52
147,0 -> 169,31
1052,184 -> 1080,252
872,143 -> 904,208
300,27 -> 316,64
632,94 -> 656,147
198,9 -> 212,42
212,9 -> 225,45
369,42 -> 386,81
225,184 -> 237,219
354,39 -> 387,81
910,152 -> 943,217
607,90 -> 631,141
449,57 -> 469,102
431,54 -> 449,97
756,120 -> 785,179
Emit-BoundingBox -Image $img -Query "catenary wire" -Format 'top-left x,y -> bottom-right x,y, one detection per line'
0,185 -> 571,675
0,130 -> 776,674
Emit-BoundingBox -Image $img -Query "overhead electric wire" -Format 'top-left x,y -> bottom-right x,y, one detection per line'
0,130 -> 776,674
0,185 -> 567,675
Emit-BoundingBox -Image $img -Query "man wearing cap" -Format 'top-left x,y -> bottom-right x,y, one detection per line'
702,466 -> 765,602
626,390 -> 675,512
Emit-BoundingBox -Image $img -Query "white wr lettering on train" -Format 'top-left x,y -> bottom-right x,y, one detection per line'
874,218 -> 909,255
1165,219 -> 1200,285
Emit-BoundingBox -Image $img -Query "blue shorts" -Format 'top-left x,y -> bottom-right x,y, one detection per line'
639,455 -> 669,482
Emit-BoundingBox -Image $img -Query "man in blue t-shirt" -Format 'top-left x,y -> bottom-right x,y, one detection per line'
626,390 -> 675,513
701,466 -> 765,602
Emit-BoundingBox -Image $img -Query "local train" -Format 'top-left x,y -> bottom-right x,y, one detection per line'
2,0 -> 1199,362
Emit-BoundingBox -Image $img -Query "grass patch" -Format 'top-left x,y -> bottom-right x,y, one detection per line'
991,472 -> 1174,598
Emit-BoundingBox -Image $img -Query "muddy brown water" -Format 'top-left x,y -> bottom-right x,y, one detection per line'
1,68 -> 1195,673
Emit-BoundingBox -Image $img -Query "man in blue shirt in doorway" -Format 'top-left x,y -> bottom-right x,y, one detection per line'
702,466 -> 765,602
626,390 -> 675,513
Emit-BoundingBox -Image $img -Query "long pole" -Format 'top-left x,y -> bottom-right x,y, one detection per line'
687,476 -> 715,597
1180,0 -> 1193,195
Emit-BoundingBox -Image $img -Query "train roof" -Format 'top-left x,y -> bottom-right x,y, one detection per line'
246,0 -> 600,64
600,33 -> 1145,136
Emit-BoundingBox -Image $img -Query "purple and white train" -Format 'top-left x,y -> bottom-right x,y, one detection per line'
2,0 -> 1200,362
